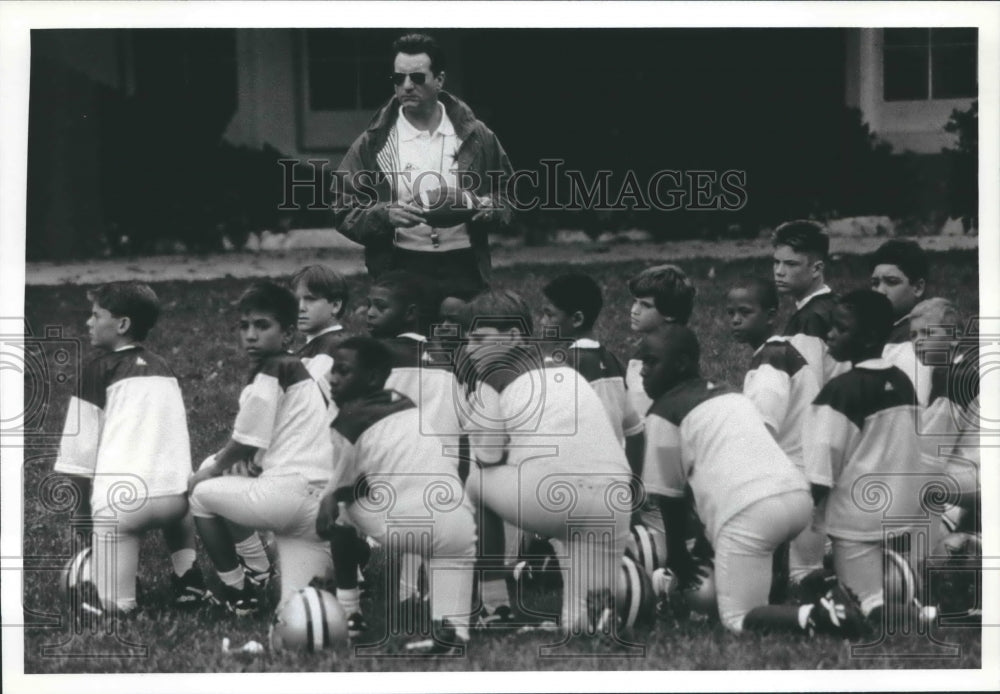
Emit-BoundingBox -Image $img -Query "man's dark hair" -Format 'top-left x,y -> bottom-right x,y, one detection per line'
733,277 -> 779,312
543,273 -> 604,333
338,336 -> 393,387
237,281 -> 298,330
393,33 -> 446,74
87,282 -> 161,341
772,220 -> 829,261
838,289 -> 895,347
870,239 -> 930,284
627,264 -> 695,324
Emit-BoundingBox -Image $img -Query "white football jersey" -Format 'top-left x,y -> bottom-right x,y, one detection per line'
742,335 -> 820,468
642,378 -> 808,545
233,354 -> 333,485
804,359 -> 925,541
54,345 -> 192,509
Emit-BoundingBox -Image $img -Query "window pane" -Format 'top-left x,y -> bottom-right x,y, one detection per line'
309,58 -> 357,110
884,46 -> 928,100
931,28 -> 977,46
307,30 -> 357,110
933,44 -> 977,98
359,59 -> 389,109
884,28 -> 929,47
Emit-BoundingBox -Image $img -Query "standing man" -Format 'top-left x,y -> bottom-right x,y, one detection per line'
333,33 -> 514,298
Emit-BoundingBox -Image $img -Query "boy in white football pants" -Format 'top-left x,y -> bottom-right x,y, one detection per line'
54,281 -> 209,615
461,291 -> 632,635
805,290 -> 931,628
639,324 -> 865,638
315,336 -> 475,655
726,278 -> 826,595
188,282 -> 334,612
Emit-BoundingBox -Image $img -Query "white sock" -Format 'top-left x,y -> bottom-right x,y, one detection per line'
399,552 -> 421,602
798,604 -> 813,630
234,534 -> 270,573
337,587 -> 361,615
481,578 -> 509,613
218,566 -> 246,590
170,548 -> 196,576
115,598 -> 139,614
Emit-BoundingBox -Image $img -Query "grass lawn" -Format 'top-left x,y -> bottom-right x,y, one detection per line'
20,249 -> 981,673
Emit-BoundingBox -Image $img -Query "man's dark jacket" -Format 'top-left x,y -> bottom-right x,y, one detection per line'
332,91 -> 514,284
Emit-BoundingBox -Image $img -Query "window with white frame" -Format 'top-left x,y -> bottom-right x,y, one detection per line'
883,28 -> 977,102
304,29 -> 399,111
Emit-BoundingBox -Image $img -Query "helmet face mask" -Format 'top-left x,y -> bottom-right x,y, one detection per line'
269,587 -> 349,653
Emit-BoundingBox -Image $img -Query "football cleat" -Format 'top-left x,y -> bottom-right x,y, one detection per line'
346,611 -> 369,640
221,581 -> 260,616
403,619 -> 469,657
171,567 -> 216,608
473,605 -> 557,633
807,581 -> 867,640
269,586 -> 349,652
241,560 -> 278,591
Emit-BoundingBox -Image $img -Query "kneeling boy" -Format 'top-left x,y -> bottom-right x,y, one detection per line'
188,282 -> 334,612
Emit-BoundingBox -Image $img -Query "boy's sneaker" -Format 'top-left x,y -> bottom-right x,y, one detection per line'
346,612 -> 368,640
221,582 -> 259,616
404,619 -> 469,657
807,581 -> 867,640
171,567 -> 216,608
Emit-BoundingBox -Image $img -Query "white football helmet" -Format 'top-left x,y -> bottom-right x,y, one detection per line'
624,524 -> 666,578
62,546 -> 93,599
883,547 -> 919,606
615,555 -> 655,630
269,587 -> 349,653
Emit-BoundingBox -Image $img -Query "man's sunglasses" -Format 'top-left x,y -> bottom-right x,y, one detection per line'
391,71 -> 432,86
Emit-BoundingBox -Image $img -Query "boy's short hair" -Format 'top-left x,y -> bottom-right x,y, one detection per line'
467,290 -> 534,336
627,264 -> 695,324
910,297 -> 960,331
237,281 -> 298,329
373,270 -> 439,331
338,336 -> 393,384
870,239 -> 930,284
838,289 -> 894,346
732,277 -> 779,312
542,273 -> 604,332
772,220 -> 829,261
87,282 -> 160,341
291,264 -> 349,318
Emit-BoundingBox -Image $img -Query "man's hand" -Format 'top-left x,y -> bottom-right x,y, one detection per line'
315,492 -> 340,540
387,202 -> 427,228
187,463 -> 221,494
471,196 -> 500,224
